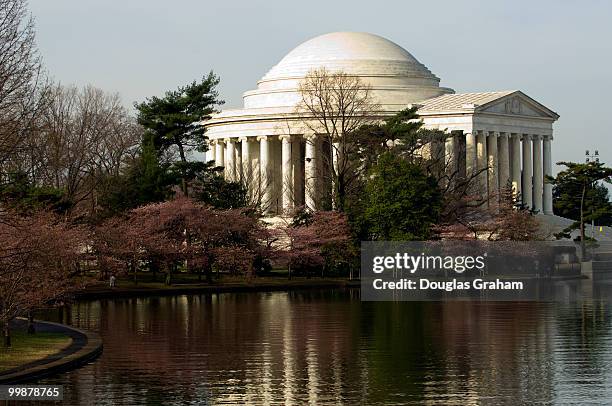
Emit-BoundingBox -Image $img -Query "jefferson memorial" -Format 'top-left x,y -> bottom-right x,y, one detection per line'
204,32 -> 559,215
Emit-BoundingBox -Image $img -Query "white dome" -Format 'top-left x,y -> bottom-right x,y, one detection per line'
263,32 -> 428,80
243,32 -> 453,110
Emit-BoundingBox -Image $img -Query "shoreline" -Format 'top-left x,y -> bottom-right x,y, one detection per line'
0,319 -> 103,384
73,273 -> 587,301
75,278 -> 361,300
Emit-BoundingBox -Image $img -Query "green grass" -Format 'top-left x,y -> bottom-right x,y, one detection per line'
0,330 -> 72,372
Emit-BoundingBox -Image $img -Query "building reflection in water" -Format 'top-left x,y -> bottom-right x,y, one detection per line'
39,285 -> 612,405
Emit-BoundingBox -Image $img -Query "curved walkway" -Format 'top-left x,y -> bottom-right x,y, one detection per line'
0,319 -> 103,384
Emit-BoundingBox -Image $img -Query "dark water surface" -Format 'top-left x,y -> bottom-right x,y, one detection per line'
38,289 -> 612,405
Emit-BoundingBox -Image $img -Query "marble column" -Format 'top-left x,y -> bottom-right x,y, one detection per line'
465,132 -> 477,177
225,138 -> 235,181
240,137 -> 251,187
332,141 -> 343,209
430,137 -> 445,175
292,137 -> 303,207
511,133 -> 522,198
487,132 -> 499,204
477,131 -> 488,196
315,137 -> 325,205
215,140 -> 224,169
532,135 -> 543,213
543,136 -> 554,214
305,134 -> 317,211
235,142 -> 242,182
522,134 -> 533,209
258,136 -> 271,213
498,133 -> 510,191
207,141 -> 216,163
280,135 -> 293,214
445,133 -> 458,176
252,139 -> 260,200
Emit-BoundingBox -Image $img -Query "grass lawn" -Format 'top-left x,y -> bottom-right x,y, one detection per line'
0,329 -> 72,372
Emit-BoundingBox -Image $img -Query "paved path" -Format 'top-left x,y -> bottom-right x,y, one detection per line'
0,319 -> 102,384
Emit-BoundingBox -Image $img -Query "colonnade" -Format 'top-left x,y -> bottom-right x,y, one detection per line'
208,135 -> 309,214
208,130 -> 554,215
458,130 -> 553,214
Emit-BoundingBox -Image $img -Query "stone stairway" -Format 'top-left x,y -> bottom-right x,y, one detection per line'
537,213 -> 612,242
537,214 -> 612,279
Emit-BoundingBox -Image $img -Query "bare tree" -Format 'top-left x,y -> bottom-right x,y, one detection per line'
29,84 -> 140,214
437,186 -> 543,240
296,68 -> 381,211
239,150 -> 265,211
0,0 -> 48,176
296,69 -> 503,237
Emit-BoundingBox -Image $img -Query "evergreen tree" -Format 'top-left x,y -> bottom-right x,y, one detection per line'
360,152 -> 442,240
0,171 -> 71,214
134,72 -> 224,195
353,106 -> 446,166
552,171 -> 612,225
548,161 -> 612,254
191,168 -> 248,210
97,133 -> 176,217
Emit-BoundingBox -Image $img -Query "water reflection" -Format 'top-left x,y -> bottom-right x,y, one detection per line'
37,287 -> 612,405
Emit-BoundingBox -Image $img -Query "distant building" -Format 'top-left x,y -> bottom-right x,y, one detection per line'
204,32 -> 559,215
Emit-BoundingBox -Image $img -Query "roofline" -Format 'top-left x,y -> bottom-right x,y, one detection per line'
476,90 -> 560,120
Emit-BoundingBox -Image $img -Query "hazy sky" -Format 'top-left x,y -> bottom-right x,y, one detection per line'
28,0 -> 612,171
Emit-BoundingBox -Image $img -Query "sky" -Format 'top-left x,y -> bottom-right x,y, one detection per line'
28,0 -> 612,172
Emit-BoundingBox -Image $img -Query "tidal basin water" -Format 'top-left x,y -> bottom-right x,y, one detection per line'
39,288 -> 612,405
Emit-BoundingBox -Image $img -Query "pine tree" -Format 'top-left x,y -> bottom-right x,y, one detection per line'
135,72 -> 224,195
548,161 -> 612,255
97,133 -> 175,217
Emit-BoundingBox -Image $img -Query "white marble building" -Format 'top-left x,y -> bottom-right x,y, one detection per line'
203,32 -> 559,215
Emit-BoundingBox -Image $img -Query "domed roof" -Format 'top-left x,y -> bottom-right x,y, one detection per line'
261,32 -> 437,81
242,32 -> 453,110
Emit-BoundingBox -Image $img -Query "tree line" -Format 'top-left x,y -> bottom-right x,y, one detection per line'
0,0 -> 247,346
0,0 -> 352,347
2,0 -> 611,348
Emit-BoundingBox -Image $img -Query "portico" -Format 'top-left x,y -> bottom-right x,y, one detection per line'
415,91 -> 559,213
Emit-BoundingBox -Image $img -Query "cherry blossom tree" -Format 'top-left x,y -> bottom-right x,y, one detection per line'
95,197 -> 267,284
0,210 -> 88,346
279,210 -> 354,279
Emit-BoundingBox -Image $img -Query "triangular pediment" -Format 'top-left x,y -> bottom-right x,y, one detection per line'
477,91 -> 559,119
